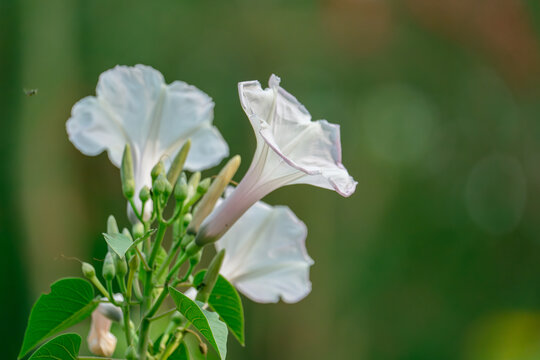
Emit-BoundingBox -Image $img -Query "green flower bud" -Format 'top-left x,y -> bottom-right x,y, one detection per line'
139,185 -> 151,203
107,215 -> 119,234
132,222 -> 144,239
82,262 -> 96,278
125,345 -> 137,360
121,144 -> 135,199
128,253 -> 139,270
182,213 -> 192,229
167,139 -> 191,186
174,173 -> 189,202
189,156 -> 241,236
151,161 -> 165,182
197,178 -> 211,195
103,252 -> 116,281
163,178 -> 173,199
180,234 -> 194,250
153,174 -> 169,196
187,172 -> 201,198
115,254 -> 128,278
196,249 -> 225,303
122,228 -> 133,240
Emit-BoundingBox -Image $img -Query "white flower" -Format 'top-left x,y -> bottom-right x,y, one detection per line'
66,65 -> 229,217
196,74 -> 357,244
87,297 -> 122,357
216,199 -> 313,303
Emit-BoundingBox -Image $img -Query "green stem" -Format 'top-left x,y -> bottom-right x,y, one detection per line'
122,302 -> 132,346
149,308 -> 176,322
128,197 -> 144,223
148,221 -> 167,267
106,279 -> 119,306
135,246 -> 151,272
159,329 -> 185,360
88,276 -> 108,298
126,266 -> 135,301
154,242 -> 183,282
138,253 -> 189,360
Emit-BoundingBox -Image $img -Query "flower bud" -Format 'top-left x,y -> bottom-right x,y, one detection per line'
174,173 -> 189,202
115,255 -> 128,278
139,185 -> 151,203
167,139 -> 191,186
128,253 -> 139,271
82,262 -> 96,278
132,222 -> 144,239
197,178 -> 211,195
107,215 -> 119,234
196,249 -> 225,303
151,161 -> 165,182
125,345 -> 137,360
183,213 -> 192,227
103,253 -> 116,281
180,234 -> 194,250
163,178 -> 173,199
187,172 -> 201,198
153,174 -> 169,196
98,294 -> 123,322
88,310 -> 117,357
121,144 -> 135,199
122,228 -> 133,240
190,155 -> 241,238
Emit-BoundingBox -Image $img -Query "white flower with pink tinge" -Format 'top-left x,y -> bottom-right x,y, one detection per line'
196,74 -> 357,245
66,65 -> 229,219
87,295 -> 123,357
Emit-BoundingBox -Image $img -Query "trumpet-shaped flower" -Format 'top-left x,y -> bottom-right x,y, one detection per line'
66,65 -> 229,216
216,199 -> 313,303
196,74 -> 357,245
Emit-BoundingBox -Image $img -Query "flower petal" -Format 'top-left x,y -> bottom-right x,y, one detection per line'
67,65 -> 229,216
215,200 -> 313,303
238,74 -> 357,197
67,96 -> 126,166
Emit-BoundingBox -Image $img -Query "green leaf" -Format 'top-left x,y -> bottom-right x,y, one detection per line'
105,229 -> 156,258
28,333 -> 81,360
169,287 -> 228,359
194,271 -> 245,345
103,232 -> 133,258
18,278 -> 98,358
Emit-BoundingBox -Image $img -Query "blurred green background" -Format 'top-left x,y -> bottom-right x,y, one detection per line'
4,0 -> 540,359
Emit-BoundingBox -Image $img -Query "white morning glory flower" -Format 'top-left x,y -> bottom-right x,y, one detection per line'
196,74 -> 357,245
66,65 -> 229,217
215,199 -> 313,303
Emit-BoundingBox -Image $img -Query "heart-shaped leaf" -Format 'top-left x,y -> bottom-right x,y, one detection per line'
103,232 -> 133,257
169,287 -> 228,359
194,271 -> 245,345
28,333 -> 81,360
104,229 -> 156,258
18,278 -> 97,358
